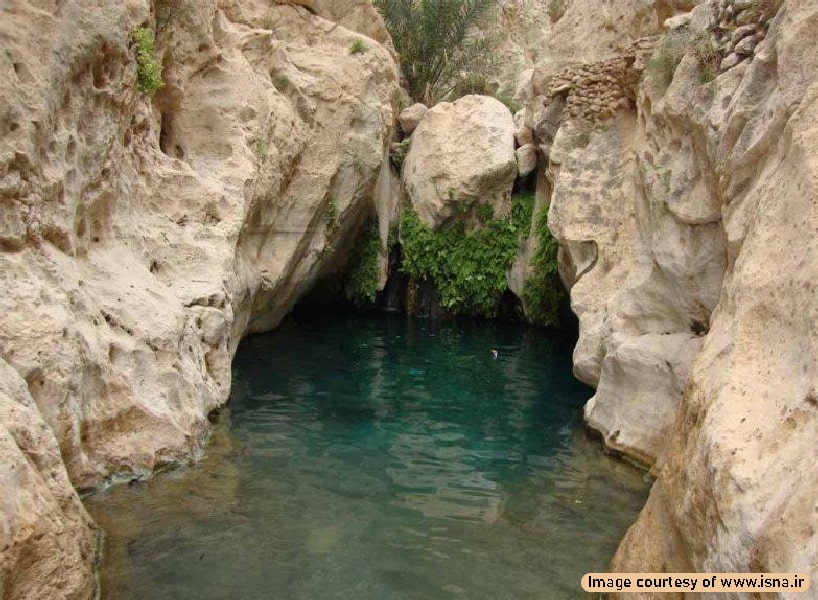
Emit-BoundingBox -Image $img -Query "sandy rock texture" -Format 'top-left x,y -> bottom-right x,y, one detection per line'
521,28 -> 713,465
0,0 -> 398,597
402,95 -> 517,228
398,102 -> 428,135
612,0 -> 818,590
0,360 -> 98,600
524,0 -> 818,588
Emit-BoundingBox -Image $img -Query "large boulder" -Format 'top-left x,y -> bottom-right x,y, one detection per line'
402,95 -> 517,228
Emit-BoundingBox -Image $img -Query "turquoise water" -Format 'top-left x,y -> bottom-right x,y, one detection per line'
86,315 -> 648,599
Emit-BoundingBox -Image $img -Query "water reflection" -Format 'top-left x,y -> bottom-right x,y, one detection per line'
86,315 -> 648,600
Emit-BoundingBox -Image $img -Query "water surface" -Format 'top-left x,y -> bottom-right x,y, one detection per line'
86,315 -> 648,599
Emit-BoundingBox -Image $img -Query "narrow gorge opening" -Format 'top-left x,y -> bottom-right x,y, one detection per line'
85,312 -> 649,599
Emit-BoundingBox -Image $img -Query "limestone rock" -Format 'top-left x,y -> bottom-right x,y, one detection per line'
584,333 -> 703,465
311,0 -> 393,46
0,1 -> 399,596
611,0 -> 818,586
515,143 -> 538,176
721,51 -> 743,69
539,2 -> 725,465
0,360 -> 98,599
664,12 -> 693,29
398,103 -> 429,135
734,34 -> 757,55
402,95 -> 517,228
514,124 -> 535,146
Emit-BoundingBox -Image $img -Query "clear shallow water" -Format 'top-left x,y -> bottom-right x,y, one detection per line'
85,315 -> 648,600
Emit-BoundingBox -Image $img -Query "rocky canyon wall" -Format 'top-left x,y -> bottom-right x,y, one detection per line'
518,0 -> 818,592
0,1 -> 399,597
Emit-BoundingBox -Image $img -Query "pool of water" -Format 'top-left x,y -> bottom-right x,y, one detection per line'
85,314 -> 648,600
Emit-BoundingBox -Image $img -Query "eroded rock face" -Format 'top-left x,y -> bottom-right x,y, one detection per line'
0,361 -> 98,600
612,0 -> 818,587
402,95 -> 517,228
0,0 -> 398,596
523,3 -> 721,466
527,0 -> 818,586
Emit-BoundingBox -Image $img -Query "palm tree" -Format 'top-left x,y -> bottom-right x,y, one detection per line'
373,0 -> 497,106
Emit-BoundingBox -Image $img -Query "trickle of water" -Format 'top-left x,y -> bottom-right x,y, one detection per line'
86,314 -> 648,600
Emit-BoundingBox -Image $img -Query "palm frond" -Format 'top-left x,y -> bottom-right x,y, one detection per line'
373,0 -> 497,105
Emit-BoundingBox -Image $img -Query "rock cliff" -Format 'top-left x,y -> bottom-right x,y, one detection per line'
0,0 -> 398,597
518,0 -> 818,591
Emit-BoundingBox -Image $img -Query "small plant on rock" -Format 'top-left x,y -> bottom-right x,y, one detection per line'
523,201 -> 564,327
133,26 -> 164,96
691,31 -> 720,85
349,39 -> 369,55
322,196 -> 340,243
495,93 -> 522,114
645,27 -> 691,92
252,139 -> 268,162
345,222 -> 383,305
389,139 -> 411,170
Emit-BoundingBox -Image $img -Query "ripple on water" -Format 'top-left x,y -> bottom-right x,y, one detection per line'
85,314 -> 648,600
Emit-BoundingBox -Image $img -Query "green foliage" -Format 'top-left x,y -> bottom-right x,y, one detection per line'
523,202 -> 564,327
349,38 -> 369,55
373,0 -> 497,105
647,27 -> 721,89
133,27 -> 164,96
252,139 -> 268,162
645,28 -> 690,92
399,194 -> 532,317
510,192 -> 534,233
352,153 -> 368,174
391,88 -> 408,114
476,203 -> 494,223
495,93 -> 522,115
346,223 -> 382,304
449,72 -> 496,98
323,197 -> 340,243
389,139 -> 411,170
690,32 -> 720,85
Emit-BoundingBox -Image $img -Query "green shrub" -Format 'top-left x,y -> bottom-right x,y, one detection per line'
389,139 -> 411,170
373,0 -> 497,105
495,93 -> 522,114
449,72 -> 496,99
399,194 -> 532,317
645,28 -> 690,91
647,28 -> 721,88
133,27 -> 164,96
349,38 -> 369,55
523,202 -> 564,327
690,32 -> 720,85
322,197 -> 340,243
345,223 -> 382,304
